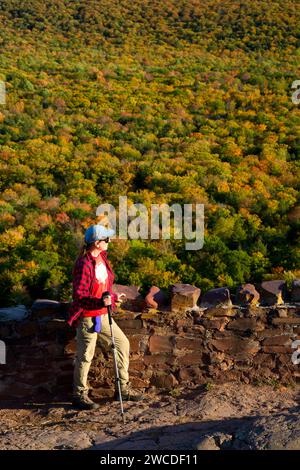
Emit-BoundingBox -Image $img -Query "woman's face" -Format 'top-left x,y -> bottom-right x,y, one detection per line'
94,238 -> 110,251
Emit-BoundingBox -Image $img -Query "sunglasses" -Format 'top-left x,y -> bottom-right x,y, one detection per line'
100,237 -> 110,243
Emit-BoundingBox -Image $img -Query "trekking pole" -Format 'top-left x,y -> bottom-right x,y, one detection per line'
102,291 -> 126,425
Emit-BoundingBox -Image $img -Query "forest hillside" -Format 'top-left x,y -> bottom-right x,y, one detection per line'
0,0 -> 299,305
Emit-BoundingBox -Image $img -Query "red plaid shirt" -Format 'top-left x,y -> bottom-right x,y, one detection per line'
67,250 -> 118,328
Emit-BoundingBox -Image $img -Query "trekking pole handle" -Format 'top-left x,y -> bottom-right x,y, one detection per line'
102,291 -> 112,324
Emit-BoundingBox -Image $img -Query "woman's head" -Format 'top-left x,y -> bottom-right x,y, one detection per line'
77,220 -> 115,259
84,223 -> 114,244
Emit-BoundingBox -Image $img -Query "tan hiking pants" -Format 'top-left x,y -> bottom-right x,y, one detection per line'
73,315 -> 130,396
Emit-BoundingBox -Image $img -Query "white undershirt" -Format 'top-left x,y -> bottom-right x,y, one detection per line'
95,261 -> 108,282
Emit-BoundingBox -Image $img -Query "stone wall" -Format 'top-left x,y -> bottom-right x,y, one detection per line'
0,280 -> 300,401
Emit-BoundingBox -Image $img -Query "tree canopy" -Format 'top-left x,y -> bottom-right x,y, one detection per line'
0,0 -> 299,305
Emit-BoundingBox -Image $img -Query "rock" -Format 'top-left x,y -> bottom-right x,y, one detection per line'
257,280 -> 287,306
196,435 -> 220,450
202,306 -> 235,318
207,351 -> 225,364
145,286 -> 168,309
175,336 -> 203,350
236,284 -> 260,306
35,430 -> 92,450
0,323 -> 11,339
272,317 -> 300,325
114,317 -> 143,330
150,372 -> 178,389
176,352 -> 203,366
106,440 -> 159,451
262,345 -> 292,353
31,299 -> 64,319
232,412 -> 300,450
275,306 -> 289,318
201,317 -> 229,331
0,305 -> 29,322
14,321 -> 39,337
196,433 -> 233,450
149,335 -> 174,353
211,337 -> 260,354
178,366 -> 203,383
141,311 -> 165,324
200,287 -> 232,308
244,306 -> 268,318
64,338 -> 77,355
128,334 -> 149,354
227,318 -> 260,332
262,335 -> 292,346
291,279 -> 300,302
113,284 -> 146,311
169,284 -> 201,312
188,305 -> 204,316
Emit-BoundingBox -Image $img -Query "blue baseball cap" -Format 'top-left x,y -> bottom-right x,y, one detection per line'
84,224 -> 115,244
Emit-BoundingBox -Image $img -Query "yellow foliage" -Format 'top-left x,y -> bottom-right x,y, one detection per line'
218,181 -> 230,192
0,226 -> 25,250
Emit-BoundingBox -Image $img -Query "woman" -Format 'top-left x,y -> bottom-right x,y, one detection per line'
68,221 -> 143,410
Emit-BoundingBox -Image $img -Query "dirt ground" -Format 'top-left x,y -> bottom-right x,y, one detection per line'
0,383 -> 299,450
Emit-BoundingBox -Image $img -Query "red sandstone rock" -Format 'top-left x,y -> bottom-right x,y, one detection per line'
203,307 -> 235,318
143,354 -> 176,367
227,318 -> 260,332
236,284 -> 260,306
130,376 -> 150,388
128,334 -> 149,353
262,336 -> 292,346
150,372 -> 178,389
244,306 -> 268,318
262,346 -> 293,353
31,299 -> 64,318
175,336 -> 203,351
174,318 -> 194,331
128,359 -> 146,372
200,287 -> 232,308
176,352 -> 203,366
113,284 -> 147,311
207,351 -> 225,364
141,311 -> 164,325
0,324 -> 11,338
149,335 -> 174,353
169,283 -> 201,312
257,280 -> 287,306
272,317 -> 300,325
201,318 -> 229,330
291,279 -> 300,302
145,286 -> 168,309
178,367 -> 203,383
211,337 -> 260,354
114,318 -> 143,330
64,339 -> 77,355
14,321 -> 39,337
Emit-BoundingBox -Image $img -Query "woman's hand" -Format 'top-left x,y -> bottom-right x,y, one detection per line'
102,294 -> 112,306
117,293 -> 126,303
